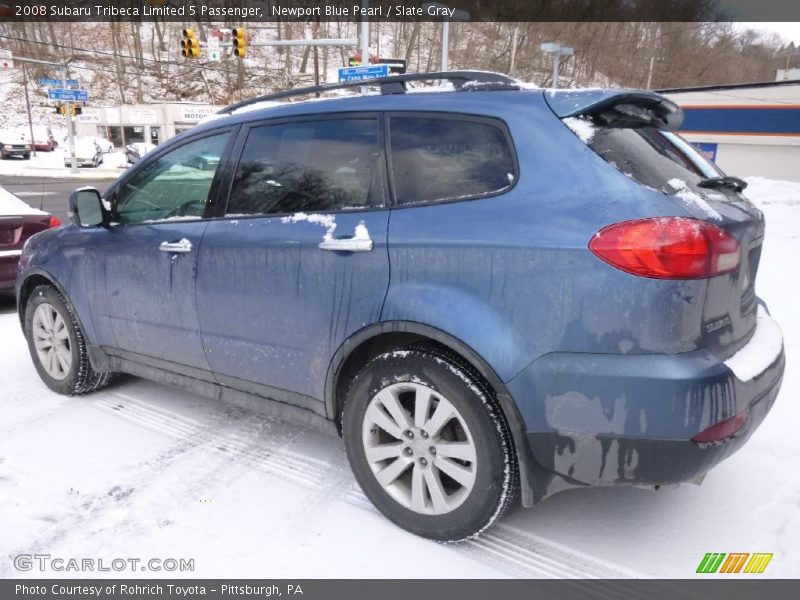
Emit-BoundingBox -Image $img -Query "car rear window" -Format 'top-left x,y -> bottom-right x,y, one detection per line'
389,116 -> 516,205
567,120 -> 729,197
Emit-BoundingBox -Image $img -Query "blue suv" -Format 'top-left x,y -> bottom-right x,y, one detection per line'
16,72 -> 785,541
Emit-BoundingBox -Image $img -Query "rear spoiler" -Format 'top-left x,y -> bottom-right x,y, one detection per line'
544,89 -> 683,130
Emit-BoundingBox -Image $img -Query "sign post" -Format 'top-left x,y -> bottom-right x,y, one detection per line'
61,60 -> 78,174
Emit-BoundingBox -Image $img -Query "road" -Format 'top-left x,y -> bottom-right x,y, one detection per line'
0,175 -> 116,224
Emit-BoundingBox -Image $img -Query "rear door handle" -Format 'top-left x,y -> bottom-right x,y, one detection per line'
318,237 -> 373,252
159,238 -> 193,253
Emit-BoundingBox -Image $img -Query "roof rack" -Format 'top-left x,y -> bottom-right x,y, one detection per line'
218,70 -> 520,115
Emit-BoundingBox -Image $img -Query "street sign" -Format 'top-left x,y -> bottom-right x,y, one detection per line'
47,88 -> 89,102
0,48 -> 13,69
207,37 -> 221,62
38,77 -> 80,88
338,64 -> 389,82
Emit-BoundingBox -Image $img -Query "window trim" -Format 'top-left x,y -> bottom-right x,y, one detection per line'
385,111 -> 520,209
218,111 -> 390,221
108,126 -> 240,227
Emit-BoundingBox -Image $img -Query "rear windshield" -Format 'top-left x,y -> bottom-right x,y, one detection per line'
565,119 -> 733,199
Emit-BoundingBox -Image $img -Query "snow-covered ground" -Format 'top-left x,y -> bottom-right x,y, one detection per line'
0,147 -> 128,179
0,178 -> 798,579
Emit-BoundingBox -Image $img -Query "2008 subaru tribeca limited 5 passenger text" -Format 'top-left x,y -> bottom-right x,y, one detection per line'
16,72 -> 785,541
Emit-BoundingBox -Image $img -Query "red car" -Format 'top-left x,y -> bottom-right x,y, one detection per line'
0,187 -> 60,290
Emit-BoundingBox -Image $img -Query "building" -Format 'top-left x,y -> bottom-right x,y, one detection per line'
74,102 -> 222,148
659,80 -> 800,182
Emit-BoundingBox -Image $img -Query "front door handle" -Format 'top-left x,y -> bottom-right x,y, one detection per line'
159,238 -> 193,253
318,237 -> 374,252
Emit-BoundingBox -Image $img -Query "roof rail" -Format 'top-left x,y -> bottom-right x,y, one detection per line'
218,70 -> 520,115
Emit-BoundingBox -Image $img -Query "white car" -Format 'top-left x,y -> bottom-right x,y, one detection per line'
64,138 -> 103,168
125,142 -> 157,164
90,136 -> 114,153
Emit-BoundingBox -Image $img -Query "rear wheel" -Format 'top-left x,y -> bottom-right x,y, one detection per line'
24,285 -> 111,395
343,345 -> 517,541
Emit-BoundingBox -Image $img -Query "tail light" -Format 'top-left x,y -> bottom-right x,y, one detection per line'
692,409 -> 749,444
589,217 -> 739,279
48,215 -> 61,229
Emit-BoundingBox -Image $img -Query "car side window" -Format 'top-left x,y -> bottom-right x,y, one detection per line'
226,118 -> 384,216
114,132 -> 230,225
389,116 -> 516,205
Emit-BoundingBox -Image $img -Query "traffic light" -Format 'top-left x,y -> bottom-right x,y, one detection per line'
54,104 -> 82,116
181,28 -> 200,58
232,28 -> 247,58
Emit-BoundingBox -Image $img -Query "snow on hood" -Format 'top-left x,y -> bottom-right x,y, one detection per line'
0,186 -> 47,217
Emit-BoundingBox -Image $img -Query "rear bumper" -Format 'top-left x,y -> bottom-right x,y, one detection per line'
508,310 -> 785,488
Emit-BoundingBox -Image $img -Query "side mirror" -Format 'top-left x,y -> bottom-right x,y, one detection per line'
69,187 -> 107,228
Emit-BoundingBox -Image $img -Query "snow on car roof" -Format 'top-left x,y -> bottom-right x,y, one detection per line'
0,186 -> 47,217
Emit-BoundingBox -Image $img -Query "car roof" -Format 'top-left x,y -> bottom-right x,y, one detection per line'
194,88 -> 546,134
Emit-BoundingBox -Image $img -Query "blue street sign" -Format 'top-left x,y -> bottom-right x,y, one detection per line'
47,88 -> 89,102
38,78 -> 79,88
338,64 -> 389,82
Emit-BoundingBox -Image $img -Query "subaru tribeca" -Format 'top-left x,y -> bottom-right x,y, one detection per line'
16,72 -> 784,541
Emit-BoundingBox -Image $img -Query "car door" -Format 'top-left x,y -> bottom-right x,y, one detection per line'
196,114 -> 390,407
87,129 -> 236,371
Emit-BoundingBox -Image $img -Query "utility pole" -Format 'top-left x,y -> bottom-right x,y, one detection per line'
360,0 -> 370,94
422,3 -> 470,71
61,59 -> 77,174
646,55 -> 655,90
21,63 -> 36,158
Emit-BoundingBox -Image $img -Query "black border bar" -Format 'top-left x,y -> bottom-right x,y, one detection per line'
4,579 -> 800,600
3,0 -> 800,22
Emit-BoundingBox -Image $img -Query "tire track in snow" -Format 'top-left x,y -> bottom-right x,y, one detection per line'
87,389 -> 653,579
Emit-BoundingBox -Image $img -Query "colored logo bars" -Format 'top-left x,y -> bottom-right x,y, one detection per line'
696,552 -> 773,574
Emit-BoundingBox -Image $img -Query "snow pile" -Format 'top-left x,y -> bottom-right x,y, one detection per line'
353,221 -> 370,241
281,212 -> 337,241
723,306 -> 784,381
562,117 -> 596,144
0,186 -> 47,216
667,178 -> 722,220
744,176 -> 800,206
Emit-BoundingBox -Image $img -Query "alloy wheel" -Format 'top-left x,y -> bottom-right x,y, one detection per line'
32,302 -> 72,380
362,382 -> 477,515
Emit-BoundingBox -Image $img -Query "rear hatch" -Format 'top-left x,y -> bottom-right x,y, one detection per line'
546,90 -> 764,359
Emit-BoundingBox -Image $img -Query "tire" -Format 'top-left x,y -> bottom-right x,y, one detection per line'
23,153 -> 30,160
24,285 -> 112,396
343,343 -> 518,541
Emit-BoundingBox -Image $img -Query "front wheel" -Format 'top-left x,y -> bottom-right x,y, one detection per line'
343,345 -> 517,541
24,285 -> 112,395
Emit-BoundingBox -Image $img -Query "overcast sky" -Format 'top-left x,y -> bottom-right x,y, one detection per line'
737,22 -> 800,45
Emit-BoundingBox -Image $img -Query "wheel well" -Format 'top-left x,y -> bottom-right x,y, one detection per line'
17,274 -> 54,325
333,331 -> 426,429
